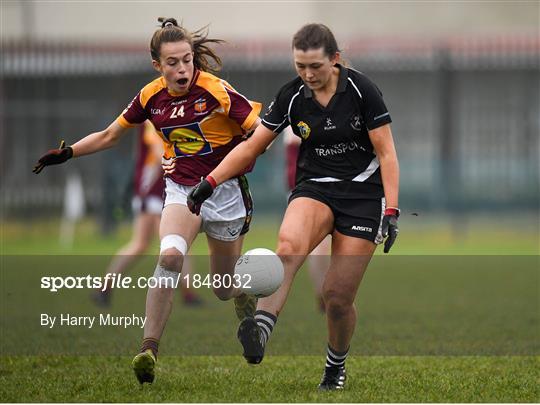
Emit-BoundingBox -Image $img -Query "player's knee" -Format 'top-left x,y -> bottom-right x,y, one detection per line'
277,233 -> 307,258
158,249 -> 183,272
158,234 -> 188,272
323,290 -> 352,319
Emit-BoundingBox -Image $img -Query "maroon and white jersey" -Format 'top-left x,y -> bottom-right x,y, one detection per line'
117,70 -> 262,186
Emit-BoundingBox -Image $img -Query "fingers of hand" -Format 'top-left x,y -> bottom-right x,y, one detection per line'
381,217 -> 389,237
34,143 -> 69,173
32,163 -> 44,174
33,153 -> 54,172
161,158 -> 176,175
383,232 -> 395,253
187,199 -> 200,215
383,237 -> 393,253
162,163 -> 175,175
34,148 -> 68,172
42,152 -> 57,165
383,225 -> 398,253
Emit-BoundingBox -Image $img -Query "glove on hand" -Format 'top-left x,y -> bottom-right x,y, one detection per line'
33,141 -> 73,174
187,176 -> 217,215
381,207 -> 400,253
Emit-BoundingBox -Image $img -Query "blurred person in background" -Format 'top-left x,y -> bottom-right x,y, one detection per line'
284,126 -> 329,313
92,121 -> 202,308
33,17 -> 261,385
186,23 -> 399,391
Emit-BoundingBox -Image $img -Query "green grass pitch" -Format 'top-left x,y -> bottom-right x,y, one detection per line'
1,216 -> 538,402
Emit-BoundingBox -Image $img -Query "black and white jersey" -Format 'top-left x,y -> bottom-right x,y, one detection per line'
262,64 -> 392,198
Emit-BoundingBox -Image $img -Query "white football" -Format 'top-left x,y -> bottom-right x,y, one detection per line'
234,248 -> 284,297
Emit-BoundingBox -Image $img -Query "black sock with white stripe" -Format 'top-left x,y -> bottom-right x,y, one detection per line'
255,310 -> 277,347
325,344 -> 349,369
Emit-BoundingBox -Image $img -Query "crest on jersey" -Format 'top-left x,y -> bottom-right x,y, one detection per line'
350,114 -> 363,131
194,98 -> 207,113
297,121 -> 311,140
161,122 -> 212,157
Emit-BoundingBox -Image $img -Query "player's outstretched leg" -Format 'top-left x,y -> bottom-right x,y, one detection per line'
132,339 -> 158,384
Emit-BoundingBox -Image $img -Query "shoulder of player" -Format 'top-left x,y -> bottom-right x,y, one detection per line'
345,67 -> 381,98
275,76 -> 305,104
194,71 -> 234,94
139,77 -> 168,108
193,71 -> 241,104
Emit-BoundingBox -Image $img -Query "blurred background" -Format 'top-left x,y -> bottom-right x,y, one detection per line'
1,1 -> 539,251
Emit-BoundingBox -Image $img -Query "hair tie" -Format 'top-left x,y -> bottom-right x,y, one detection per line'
164,21 -> 174,28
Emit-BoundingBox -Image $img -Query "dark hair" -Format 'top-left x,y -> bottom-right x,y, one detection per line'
292,23 -> 340,57
150,17 -> 225,73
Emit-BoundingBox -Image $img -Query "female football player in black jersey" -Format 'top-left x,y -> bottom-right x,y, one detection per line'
187,23 -> 399,390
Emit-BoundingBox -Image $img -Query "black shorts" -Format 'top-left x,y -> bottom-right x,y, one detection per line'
289,181 -> 385,243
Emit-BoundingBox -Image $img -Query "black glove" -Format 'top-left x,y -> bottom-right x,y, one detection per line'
33,141 -> 73,174
187,176 -> 216,215
381,207 -> 400,253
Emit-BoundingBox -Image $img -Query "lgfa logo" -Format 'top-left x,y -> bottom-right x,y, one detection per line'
297,121 -> 311,140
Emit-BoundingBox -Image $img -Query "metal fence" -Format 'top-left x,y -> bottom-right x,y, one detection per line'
1,36 -> 538,222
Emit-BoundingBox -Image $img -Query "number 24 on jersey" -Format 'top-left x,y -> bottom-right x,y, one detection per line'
170,105 -> 184,119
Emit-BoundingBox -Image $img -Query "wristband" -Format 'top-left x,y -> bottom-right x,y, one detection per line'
384,207 -> 400,217
65,146 -> 74,159
206,175 -> 217,189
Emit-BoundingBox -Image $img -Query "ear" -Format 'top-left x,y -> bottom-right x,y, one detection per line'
152,59 -> 162,73
331,52 -> 340,66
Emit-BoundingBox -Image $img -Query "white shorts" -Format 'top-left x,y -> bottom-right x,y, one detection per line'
132,195 -> 163,215
164,176 -> 253,241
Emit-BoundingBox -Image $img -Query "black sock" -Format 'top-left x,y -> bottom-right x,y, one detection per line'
325,344 -> 348,369
255,310 -> 277,346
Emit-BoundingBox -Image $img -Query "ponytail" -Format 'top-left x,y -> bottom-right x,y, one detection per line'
150,17 -> 224,73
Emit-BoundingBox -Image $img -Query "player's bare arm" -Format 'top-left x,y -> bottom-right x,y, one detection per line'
210,122 -> 274,185
368,123 -> 400,252
71,121 -> 128,157
368,123 -> 399,208
33,120 -> 129,173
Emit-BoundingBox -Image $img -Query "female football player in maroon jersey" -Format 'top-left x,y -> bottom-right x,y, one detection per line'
91,121 -> 202,309
34,17 -> 261,385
